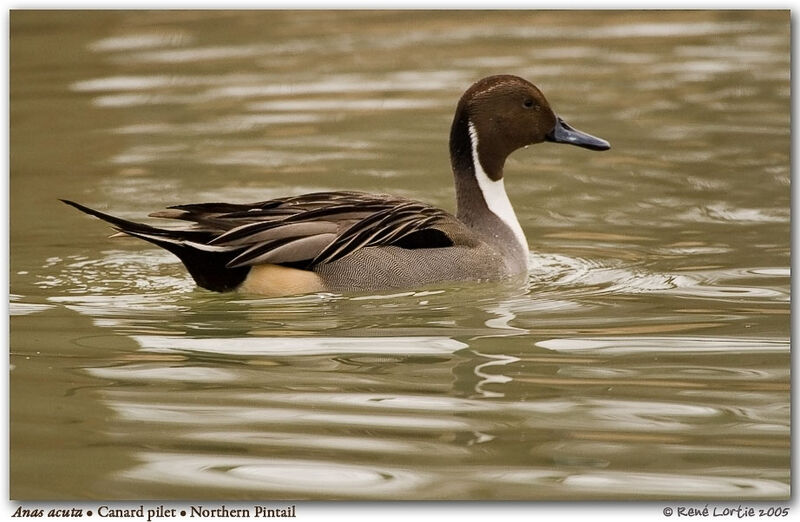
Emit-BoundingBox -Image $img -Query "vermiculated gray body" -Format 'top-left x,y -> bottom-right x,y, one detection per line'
316,242 -> 512,291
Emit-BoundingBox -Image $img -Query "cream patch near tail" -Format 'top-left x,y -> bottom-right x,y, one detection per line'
237,264 -> 326,296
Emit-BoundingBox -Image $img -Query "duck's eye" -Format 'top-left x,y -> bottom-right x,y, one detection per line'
523,98 -> 535,109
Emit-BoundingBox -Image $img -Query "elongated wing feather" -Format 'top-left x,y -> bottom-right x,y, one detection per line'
211,221 -> 339,247
228,233 -> 338,267
311,204 -> 452,265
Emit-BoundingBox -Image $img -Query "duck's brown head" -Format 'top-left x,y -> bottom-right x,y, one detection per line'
451,74 -> 609,181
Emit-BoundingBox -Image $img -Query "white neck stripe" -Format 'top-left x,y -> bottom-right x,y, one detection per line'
467,121 -> 528,253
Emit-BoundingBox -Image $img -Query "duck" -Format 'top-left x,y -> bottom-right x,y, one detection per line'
62,74 -> 610,296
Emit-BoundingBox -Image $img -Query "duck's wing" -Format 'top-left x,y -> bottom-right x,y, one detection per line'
200,192 -> 461,268
63,192 -> 464,276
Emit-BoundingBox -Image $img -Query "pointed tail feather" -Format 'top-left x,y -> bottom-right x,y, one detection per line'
61,199 -> 250,292
61,199 -> 167,236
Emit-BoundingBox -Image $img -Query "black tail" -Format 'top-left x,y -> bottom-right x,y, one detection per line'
61,199 -> 250,292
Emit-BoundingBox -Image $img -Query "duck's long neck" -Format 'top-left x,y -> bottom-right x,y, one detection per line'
450,112 -> 528,267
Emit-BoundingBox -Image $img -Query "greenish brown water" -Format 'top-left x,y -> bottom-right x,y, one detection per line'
10,10 -> 789,500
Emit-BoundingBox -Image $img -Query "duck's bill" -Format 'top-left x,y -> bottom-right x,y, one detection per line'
546,116 -> 610,151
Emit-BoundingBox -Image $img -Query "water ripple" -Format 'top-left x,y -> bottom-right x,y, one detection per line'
123,453 -> 430,498
106,400 -> 479,432
528,253 -> 788,302
536,336 -> 789,354
89,33 -> 192,52
183,430 -> 471,457
132,334 -> 467,357
487,468 -> 787,499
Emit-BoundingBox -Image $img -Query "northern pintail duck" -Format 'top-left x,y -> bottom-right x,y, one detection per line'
63,75 -> 609,296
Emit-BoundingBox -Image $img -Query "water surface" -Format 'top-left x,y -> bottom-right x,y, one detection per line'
9,10 -> 790,500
